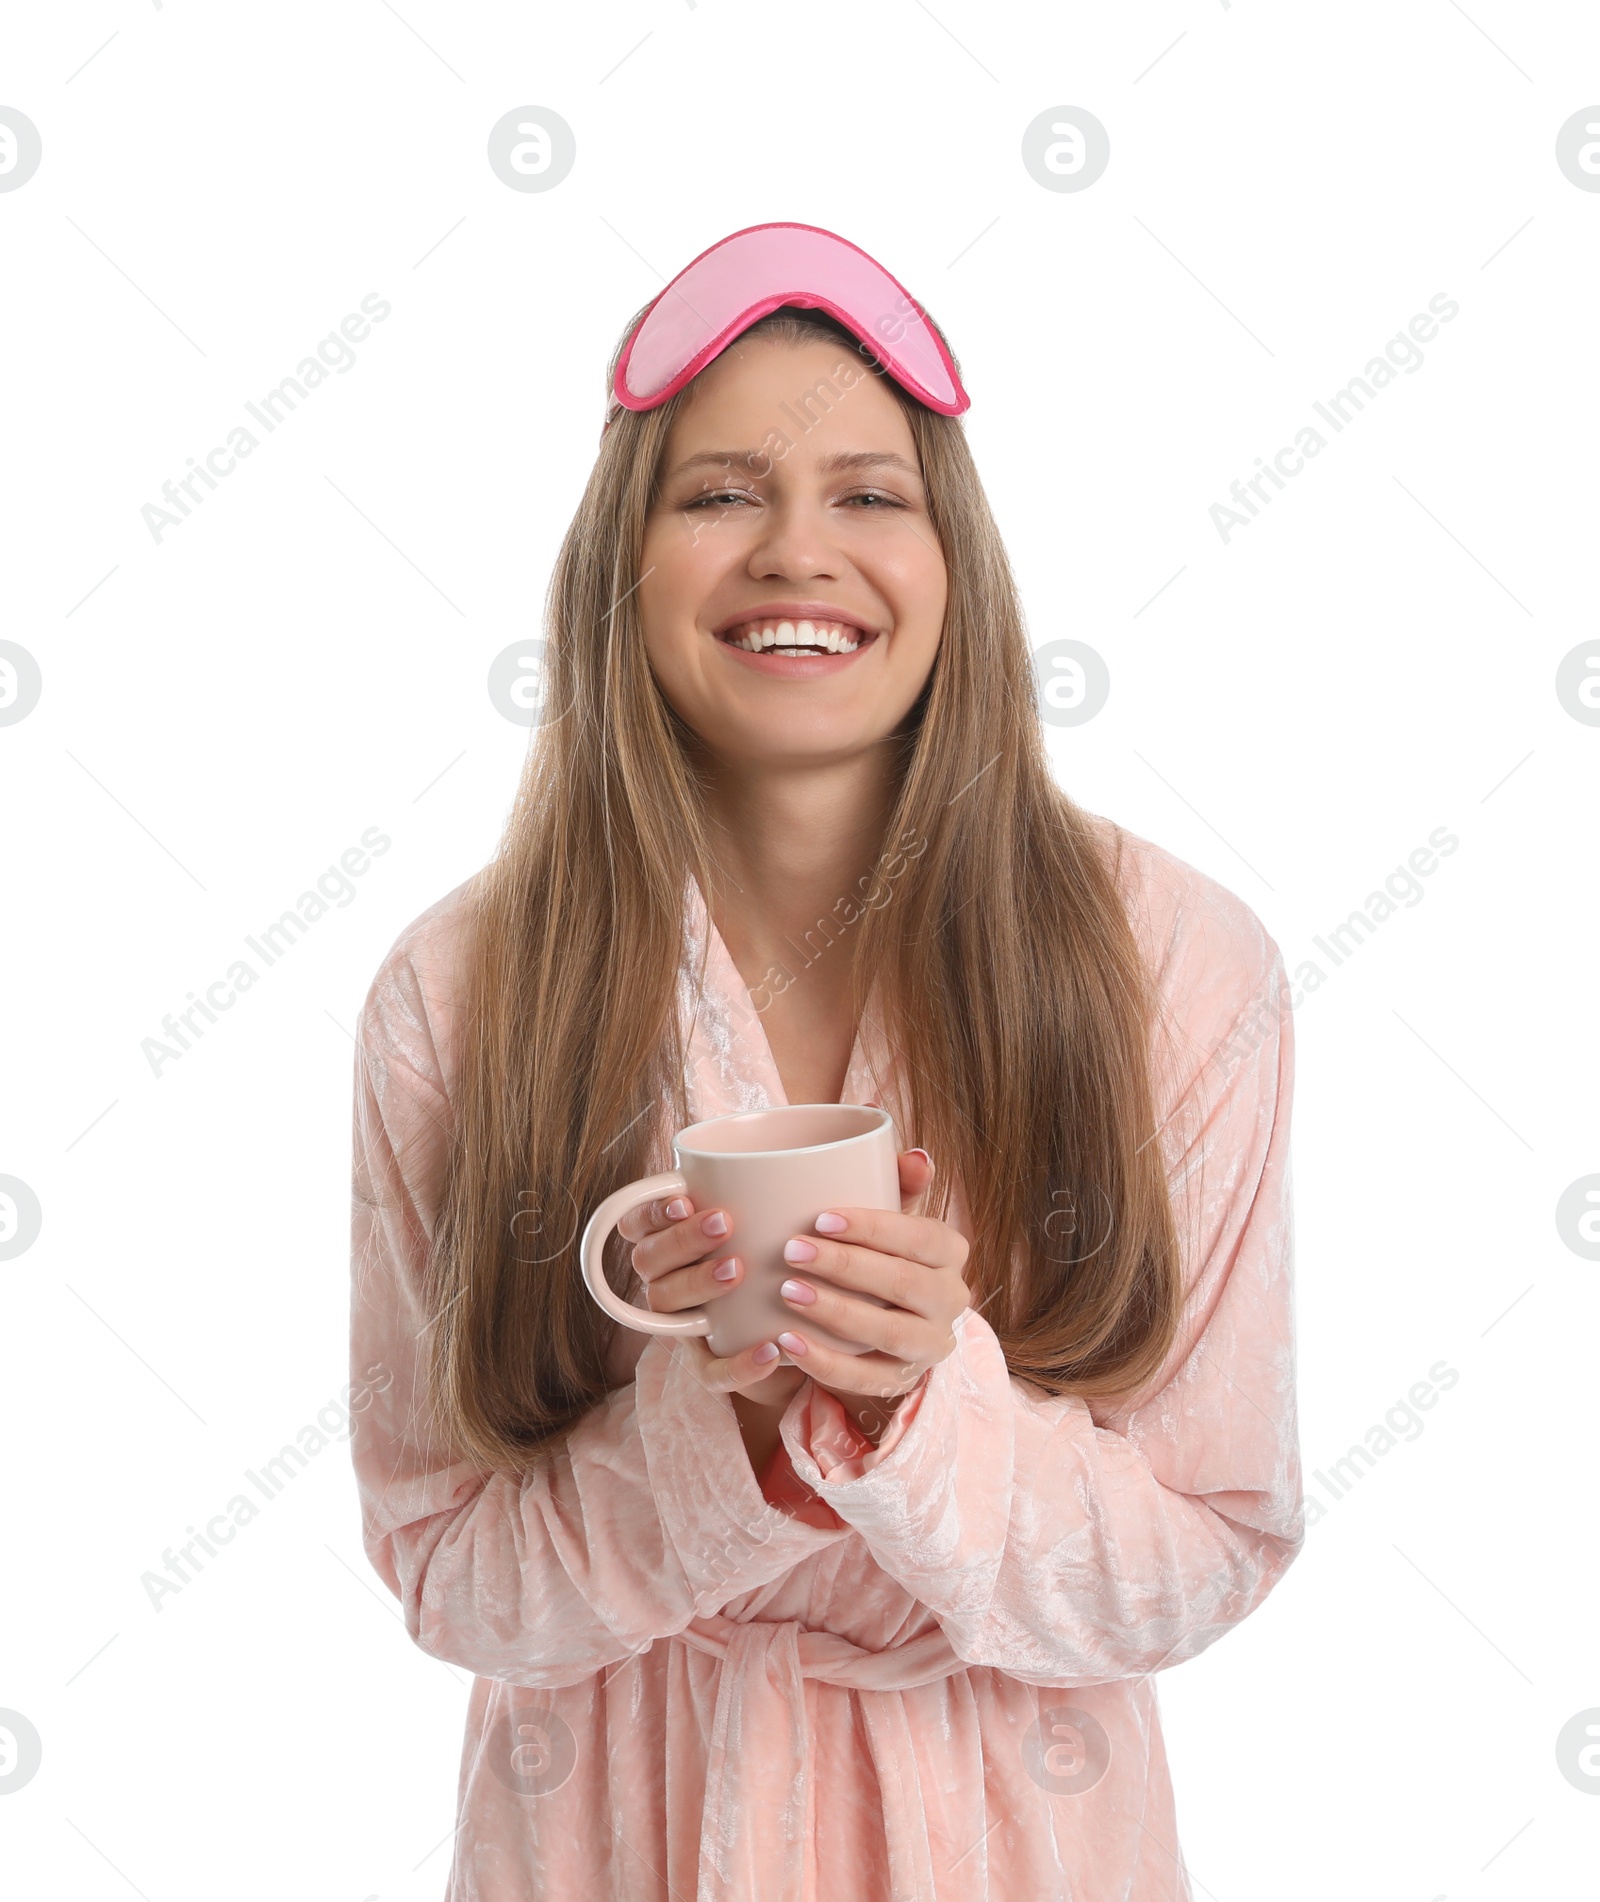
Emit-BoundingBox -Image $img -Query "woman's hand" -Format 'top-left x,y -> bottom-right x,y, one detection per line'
617,1191 -> 808,1410
772,1148 -> 971,1436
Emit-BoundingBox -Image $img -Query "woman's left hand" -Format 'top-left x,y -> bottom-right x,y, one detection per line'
773,1148 -> 971,1437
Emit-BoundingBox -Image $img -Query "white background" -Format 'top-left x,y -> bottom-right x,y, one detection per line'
2,4 -> 1596,1899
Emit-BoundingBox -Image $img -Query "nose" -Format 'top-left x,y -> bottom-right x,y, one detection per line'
745,497 -> 845,585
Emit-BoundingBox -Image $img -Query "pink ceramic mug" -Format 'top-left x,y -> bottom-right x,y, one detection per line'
579,1103 -> 902,1361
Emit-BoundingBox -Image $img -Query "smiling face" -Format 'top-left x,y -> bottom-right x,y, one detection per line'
637,333 -> 948,772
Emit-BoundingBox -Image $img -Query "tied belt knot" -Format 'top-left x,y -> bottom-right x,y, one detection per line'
674,1611 -> 971,1902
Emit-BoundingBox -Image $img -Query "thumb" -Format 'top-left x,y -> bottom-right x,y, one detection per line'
896,1146 -> 935,1210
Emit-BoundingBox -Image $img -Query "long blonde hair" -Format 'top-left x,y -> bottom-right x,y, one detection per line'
424,305 -> 1185,1468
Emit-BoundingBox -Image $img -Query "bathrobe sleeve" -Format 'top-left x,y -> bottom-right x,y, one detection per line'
779,881 -> 1305,1687
349,935 -> 849,1690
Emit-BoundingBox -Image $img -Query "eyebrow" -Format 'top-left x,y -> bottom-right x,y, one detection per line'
662,448 -> 923,483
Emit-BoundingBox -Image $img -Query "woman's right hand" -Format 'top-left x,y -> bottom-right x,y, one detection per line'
617,1193 -> 808,1409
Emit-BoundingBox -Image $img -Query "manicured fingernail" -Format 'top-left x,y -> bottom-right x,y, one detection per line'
751,1341 -> 779,1364
783,1237 -> 818,1263
665,1197 -> 691,1220
814,1211 -> 847,1234
712,1257 -> 739,1282
700,1210 -> 730,1237
908,1148 -> 933,1169
780,1278 -> 816,1305
777,1331 -> 809,1355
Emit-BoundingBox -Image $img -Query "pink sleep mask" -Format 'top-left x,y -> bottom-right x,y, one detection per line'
609,221 -> 970,420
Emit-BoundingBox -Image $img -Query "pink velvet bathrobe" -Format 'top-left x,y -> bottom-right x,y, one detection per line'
349,815 -> 1305,1902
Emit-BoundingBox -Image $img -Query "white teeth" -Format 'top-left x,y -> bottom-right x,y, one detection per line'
722,617 -> 863,654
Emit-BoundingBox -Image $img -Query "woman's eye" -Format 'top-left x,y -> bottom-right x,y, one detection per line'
684,490 -> 754,511
679,486 -> 907,512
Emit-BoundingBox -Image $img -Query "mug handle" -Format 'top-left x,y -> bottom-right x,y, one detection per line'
578,1170 -> 714,1337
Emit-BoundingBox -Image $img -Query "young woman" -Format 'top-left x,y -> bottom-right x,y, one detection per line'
350,223 -> 1305,1902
